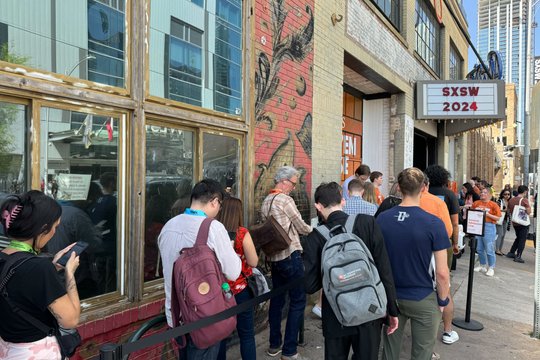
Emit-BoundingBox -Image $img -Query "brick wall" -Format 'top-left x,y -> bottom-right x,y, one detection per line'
253,0 -> 315,220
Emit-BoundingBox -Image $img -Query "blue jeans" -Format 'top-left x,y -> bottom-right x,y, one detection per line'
268,251 -> 306,357
476,223 -> 497,267
217,288 -> 256,360
177,335 -> 220,360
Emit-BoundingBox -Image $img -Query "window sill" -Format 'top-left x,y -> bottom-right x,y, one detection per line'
413,52 -> 441,80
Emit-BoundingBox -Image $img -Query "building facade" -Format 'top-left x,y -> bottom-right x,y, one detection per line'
477,0 -> 531,145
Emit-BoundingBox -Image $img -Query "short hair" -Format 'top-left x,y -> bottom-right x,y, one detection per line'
424,165 -> 450,187
314,182 -> 342,208
369,171 -> 383,182
471,176 -> 481,182
398,167 -> 425,196
191,179 -> 225,204
274,166 -> 299,183
0,191 -> 62,249
215,196 -> 243,232
355,164 -> 371,177
517,185 -> 528,194
348,179 -> 365,193
100,172 -> 116,189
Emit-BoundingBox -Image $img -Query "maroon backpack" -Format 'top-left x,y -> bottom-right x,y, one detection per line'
171,217 -> 237,349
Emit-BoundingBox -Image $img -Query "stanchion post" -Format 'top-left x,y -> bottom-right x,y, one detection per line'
452,235 -> 484,331
99,343 -> 120,360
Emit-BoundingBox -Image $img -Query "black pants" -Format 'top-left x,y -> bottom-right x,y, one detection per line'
324,319 -> 383,360
510,224 -> 529,257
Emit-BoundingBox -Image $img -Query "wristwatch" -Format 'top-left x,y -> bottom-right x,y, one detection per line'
437,296 -> 450,307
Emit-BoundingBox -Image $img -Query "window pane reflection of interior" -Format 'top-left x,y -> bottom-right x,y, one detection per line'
203,133 -> 239,196
144,125 -> 194,282
40,107 -> 120,300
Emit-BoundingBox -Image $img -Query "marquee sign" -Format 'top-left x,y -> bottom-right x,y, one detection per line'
534,56 -> 540,85
416,80 -> 505,120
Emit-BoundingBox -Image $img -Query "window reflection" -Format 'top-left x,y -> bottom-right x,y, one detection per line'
144,125 -> 194,282
0,0 -> 125,88
203,133 -> 239,196
150,0 -> 243,115
40,107 -> 120,299
0,102 -> 27,195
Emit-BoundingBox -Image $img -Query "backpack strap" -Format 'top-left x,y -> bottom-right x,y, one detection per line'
315,224 -> 331,240
194,217 -> 214,247
344,214 -> 358,234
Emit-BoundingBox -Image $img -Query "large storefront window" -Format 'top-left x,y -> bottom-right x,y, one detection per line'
449,43 -> 462,80
202,132 -> 240,196
415,0 -> 440,74
149,0 -> 243,116
0,101 -> 27,195
40,107 -> 121,299
0,0 -> 126,88
144,125 -> 194,282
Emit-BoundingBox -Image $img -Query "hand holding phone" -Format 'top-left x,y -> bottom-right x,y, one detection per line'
56,241 -> 89,267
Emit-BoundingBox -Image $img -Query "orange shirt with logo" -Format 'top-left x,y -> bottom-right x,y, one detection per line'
471,200 -> 501,224
419,191 -> 452,238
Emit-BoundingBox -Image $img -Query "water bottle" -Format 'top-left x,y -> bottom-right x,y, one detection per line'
222,283 -> 233,299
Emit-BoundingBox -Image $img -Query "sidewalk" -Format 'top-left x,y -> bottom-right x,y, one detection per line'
228,229 -> 540,359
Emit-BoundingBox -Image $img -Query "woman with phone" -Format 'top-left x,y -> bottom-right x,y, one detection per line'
0,191 -> 81,359
216,196 -> 258,360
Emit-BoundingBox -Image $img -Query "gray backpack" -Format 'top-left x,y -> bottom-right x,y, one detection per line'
316,215 -> 388,326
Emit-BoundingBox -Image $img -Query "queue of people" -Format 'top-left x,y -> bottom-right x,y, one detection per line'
0,164 -> 533,360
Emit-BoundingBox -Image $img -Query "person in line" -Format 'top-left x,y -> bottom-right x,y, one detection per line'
370,171 -> 385,205
377,168 -> 450,360
303,182 -> 398,360
374,183 -> 402,218
506,185 -> 532,263
217,197 -> 258,360
423,165 -> 460,345
158,179 -> 241,359
262,166 -> 312,360
343,179 -> 377,216
495,189 -> 512,256
342,164 -> 371,200
472,189 -> 501,276
0,191 -> 81,359
362,182 -> 379,207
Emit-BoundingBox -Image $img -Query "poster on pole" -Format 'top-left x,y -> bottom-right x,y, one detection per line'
465,209 -> 486,237
56,174 -> 92,201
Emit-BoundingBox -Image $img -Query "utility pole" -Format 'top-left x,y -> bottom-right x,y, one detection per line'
525,0 -> 539,184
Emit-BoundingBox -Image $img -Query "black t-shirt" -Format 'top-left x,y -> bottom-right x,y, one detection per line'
429,186 -> 460,216
0,255 -> 66,343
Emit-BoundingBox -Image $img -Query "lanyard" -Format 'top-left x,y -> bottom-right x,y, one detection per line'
8,240 -> 37,255
184,208 -> 207,217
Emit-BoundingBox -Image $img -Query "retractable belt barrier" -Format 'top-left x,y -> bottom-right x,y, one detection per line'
99,276 -> 305,360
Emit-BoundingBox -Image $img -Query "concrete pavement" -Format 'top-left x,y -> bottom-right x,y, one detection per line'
228,228 -> 540,359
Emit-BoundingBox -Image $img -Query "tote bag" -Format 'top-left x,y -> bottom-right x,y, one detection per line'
511,197 -> 530,226
496,211 -> 506,225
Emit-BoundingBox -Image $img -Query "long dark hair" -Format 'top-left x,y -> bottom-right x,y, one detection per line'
0,191 -> 62,251
462,183 -> 479,202
215,196 -> 243,232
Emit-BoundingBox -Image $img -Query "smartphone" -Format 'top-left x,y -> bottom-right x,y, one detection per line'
57,241 -> 89,267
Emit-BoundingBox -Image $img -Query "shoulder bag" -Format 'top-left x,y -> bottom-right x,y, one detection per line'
249,194 -> 292,257
511,197 -> 530,226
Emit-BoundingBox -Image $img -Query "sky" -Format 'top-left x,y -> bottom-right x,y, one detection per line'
463,0 -> 540,71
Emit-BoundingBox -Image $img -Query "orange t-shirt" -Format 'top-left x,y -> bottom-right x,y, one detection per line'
419,191 -> 452,238
374,187 -> 385,206
471,200 -> 502,224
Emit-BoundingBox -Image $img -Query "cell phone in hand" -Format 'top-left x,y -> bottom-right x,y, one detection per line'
57,241 -> 89,267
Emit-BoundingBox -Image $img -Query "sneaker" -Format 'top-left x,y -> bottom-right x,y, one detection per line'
267,346 -> 282,357
281,354 -> 309,360
485,267 -> 495,277
311,305 -> 322,318
431,352 -> 441,360
495,250 -> 504,256
505,252 -> 516,258
514,257 -> 525,263
442,330 -> 459,344
474,265 -> 487,273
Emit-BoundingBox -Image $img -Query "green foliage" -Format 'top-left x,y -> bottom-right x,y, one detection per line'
0,43 -> 30,65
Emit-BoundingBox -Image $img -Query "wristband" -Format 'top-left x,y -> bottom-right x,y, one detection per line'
437,296 -> 450,307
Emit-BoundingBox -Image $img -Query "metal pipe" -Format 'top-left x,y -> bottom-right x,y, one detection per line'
65,55 -> 96,77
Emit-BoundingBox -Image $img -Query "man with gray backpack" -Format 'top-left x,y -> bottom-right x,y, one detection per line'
304,182 -> 399,360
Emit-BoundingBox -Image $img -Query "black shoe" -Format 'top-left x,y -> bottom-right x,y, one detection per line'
513,257 -> 525,263
505,252 -> 516,258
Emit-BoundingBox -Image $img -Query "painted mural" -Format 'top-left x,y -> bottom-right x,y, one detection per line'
254,0 -> 314,220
